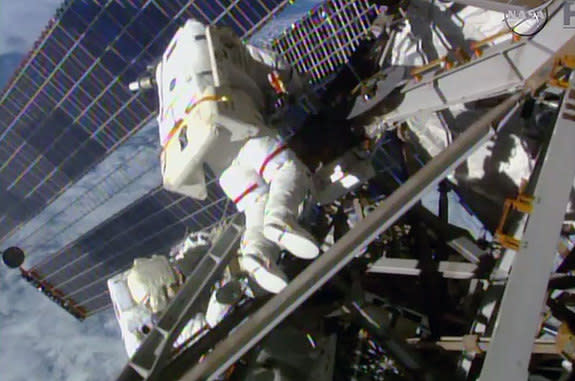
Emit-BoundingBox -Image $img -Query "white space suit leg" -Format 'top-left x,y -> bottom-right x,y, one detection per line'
205,288 -> 233,328
177,312 -> 208,347
240,193 -> 288,294
237,136 -> 320,260
263,159 -> 320,260
219,162 -> 288,294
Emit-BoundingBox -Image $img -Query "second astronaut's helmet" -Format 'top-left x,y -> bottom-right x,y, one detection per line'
126,255 -> 182,314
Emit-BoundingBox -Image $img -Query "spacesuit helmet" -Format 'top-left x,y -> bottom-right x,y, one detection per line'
126,255 -> 182,314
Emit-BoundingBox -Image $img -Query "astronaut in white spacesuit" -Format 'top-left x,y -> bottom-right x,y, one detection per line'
155,19 -> 321,295
217,134 -> 320,294
108,232 -> 237,356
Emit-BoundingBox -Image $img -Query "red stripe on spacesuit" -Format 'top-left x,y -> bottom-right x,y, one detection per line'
233,183 -> 259,205
258,144 -> 287,177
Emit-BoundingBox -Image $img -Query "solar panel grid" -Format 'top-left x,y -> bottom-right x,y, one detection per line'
219,11 -> 249,34
0,142 -> 43,184
70,285 -> 113,309
0,18 -> 60,105
18,106 -> 128,191
55,255 -> 135,294
98,85 -> 124,111
2,108 -> 97,187
205,0 -> 227,20
81,205 -> 232,313
83,295 -> 110,315
7,0 -> 292,316
68,285 -> 110,308
236,2 -> 259,25
332,13 -> 350,62
8,162 -> 52,197
28,161 -> 70,194
31,198 -> 164,279
31,165 -> 64,194
0,141 -> 16,163
32,187 -> 171,272
3,86 -> 30,112
185,1 -> 212,24
0,3 -> 148,181
272,0 -> 377,83
308,22 -> 332,76
81,289 -> 110,308
0,99 -> 20,123
39,182 -> 224,283
1,0 -> 286,235
42,75 -> 68,101
80,201 -> 236,316
302,19 -> 331,71
152,0 -> 185,19
11,79 -> 42,116
46,203 -> 225,301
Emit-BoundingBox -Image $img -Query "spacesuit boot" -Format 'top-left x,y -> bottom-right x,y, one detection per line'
262,159 -> 320,260
205,287 -> 234,328
239,193 -> 289,294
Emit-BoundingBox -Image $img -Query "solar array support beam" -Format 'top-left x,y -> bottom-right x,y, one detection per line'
179,91 -> 527,381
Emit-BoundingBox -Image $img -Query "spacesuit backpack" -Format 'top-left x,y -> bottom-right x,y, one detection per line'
156,19 -> 269,200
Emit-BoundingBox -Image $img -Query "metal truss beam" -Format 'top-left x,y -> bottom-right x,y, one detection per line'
367,257 -> 507,279
382,0 -> 574,125
479,73 -> 575,381
408,336 -> 559,354
179,91 -> 527,381
448,236 -> 485,264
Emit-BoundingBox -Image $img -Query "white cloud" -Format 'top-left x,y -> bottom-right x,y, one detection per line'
0,268 -> 127,381
0,0 -> 62,55
1,2 -> 129,380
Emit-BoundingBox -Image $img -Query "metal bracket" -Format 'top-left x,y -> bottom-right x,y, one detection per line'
549,55 -> 575,89
495,191 -> 534,250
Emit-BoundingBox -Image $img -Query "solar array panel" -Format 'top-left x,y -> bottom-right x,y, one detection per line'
27,179 -> 232,317
2,0 -> 293,318
5,0 -> 391,318
272,0 -> 378,83
0,0 -> 292,243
